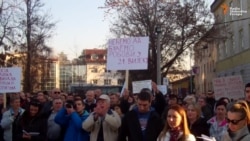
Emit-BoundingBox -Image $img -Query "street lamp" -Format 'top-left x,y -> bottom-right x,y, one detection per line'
155,26 -> 162,85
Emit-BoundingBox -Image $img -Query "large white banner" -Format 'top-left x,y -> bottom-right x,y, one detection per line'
107,37 -> 149,70
213,75 -> 244,100
0,67 -> 21,93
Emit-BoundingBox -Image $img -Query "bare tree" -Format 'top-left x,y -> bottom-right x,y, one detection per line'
0,0 -> 22,66
102,0 -> 214,83
1,0 -> 56,92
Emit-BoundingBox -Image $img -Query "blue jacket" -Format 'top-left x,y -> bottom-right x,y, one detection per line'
54,108 -> 90,141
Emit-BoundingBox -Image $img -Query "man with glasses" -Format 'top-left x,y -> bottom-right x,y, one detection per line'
51,88 -> 61,100
47,98 -> 64,141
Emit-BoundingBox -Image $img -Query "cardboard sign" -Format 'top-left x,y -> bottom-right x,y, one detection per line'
157,85 -> 167,95
0,67 -> 21,93
213,75 -> 244,100
107,37 -> 149,70
132,80 -> 152,94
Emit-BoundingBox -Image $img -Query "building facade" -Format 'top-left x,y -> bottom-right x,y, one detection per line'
193,29 -> 218,95
194,0 -> 250,95
82,49 -> 124,86
211,0 -> 250,84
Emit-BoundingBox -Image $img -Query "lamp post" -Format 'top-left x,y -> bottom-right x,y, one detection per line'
155,26 -> 162,85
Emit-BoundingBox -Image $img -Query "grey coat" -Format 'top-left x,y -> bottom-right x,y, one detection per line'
0,108 -> 25,141
221,125 -> 250,141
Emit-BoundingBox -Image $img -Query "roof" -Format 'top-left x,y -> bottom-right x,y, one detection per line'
83,49 -> 107,63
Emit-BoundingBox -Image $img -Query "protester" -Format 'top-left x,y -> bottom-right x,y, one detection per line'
110,93 -> 120,109
186,103 -> 209,141
118,90 -> 163,141
37,92 -> 51,116
1,96 -> 25,141
157,104 -> 195,141
84,90 -> 96,113
19,92 -> 29,109
55,98 -> 89,141
197,96 -> 213,121
47,98 -> 64,141
94,89 -> 102,99
207,100 -> 228,141
119,88 -> 131,114
151,81 -> 166,117
17,99 -> 47,141
221,100 -> 250,141
245,83 -> 250,107
82,94 -> 121,141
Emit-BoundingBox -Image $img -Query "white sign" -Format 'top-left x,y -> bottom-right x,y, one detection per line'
132,80 -> 152,94
0,67 -> 21,93
163,78 -> 169,86
107,37 -> 149,70
213,75 -> 244,100
157,85 -> 167,95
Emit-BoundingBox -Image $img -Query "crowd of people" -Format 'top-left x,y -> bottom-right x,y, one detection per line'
0,81 -> 250,141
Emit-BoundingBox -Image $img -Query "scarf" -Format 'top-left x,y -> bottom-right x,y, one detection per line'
169,127 -> 181,141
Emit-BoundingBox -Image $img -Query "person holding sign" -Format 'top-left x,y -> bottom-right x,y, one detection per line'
118,90 -> 163,141
1,95 -> 25,141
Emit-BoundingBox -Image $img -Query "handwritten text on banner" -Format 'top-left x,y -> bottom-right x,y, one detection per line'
107,37 -> 149,70
212,75 -> 244,100
0,67 -> 21,93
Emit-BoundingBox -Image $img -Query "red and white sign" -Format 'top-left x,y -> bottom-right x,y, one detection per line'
107,37 -> 149,70
0,67 -> 21,93
213,75 -> 244,100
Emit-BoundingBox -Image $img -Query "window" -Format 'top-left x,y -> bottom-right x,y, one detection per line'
229,1 -> 234,20
91,54 -> 98,60
104,68 -> 111,73
91,68 -> 98,73
219,43 -> 223,60
232,72 -> 235,75
239,29 -> 244,49
92,79 -> 98,84
248,0 -> 250,9
231,35 -> 235,53
104,79 -> 111,85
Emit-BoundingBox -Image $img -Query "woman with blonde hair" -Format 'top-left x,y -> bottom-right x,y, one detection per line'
157,104 -> 195,141
186,103 -> 209,141
221,100 -> 250,141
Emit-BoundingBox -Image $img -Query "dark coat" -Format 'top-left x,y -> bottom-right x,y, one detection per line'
17,110 -> 47,141
151,91 -> 166,117
118,109 -> 163,141
189,117 -> 210,141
